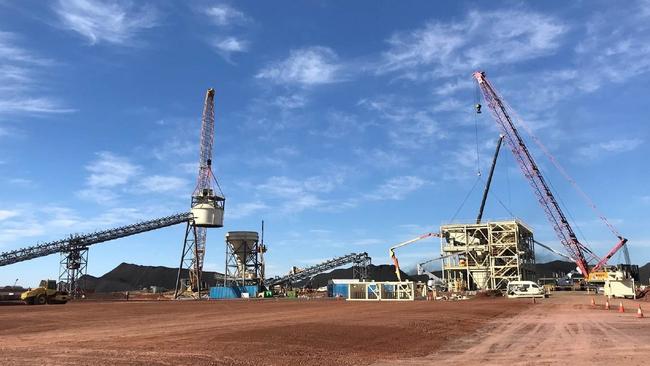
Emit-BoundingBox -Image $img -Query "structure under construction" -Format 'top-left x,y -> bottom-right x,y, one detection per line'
441,220 -> 535,291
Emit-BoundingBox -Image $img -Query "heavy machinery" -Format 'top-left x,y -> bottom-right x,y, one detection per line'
21,280 -> 69,305
473,71 -> 634,294
389,232 -> 441,282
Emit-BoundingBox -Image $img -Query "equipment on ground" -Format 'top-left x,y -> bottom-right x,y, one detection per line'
265,252 -> 370,287
389,232 -> 441,282
473,71 -> 629,279
20,280 -> 70,305
175,88 -> 225,299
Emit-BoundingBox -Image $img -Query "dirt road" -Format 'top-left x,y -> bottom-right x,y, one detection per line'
0,297 -> 526,365
374,293 -> 650,366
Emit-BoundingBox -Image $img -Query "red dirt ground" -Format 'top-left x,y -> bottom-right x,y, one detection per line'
376,293 -> 650,366
0,297 -> 527,365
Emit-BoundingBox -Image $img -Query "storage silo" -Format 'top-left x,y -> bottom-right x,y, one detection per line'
224,231 -> 263,286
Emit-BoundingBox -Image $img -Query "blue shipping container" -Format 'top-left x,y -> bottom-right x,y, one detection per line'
209,285 -> 258,299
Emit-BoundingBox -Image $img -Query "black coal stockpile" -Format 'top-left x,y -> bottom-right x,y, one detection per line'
81,263 -> 223,293
297,264 -> 420,288
534,260 -> 579,278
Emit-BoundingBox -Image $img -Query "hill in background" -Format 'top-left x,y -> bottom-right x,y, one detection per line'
80,263 -> 223,293
79,259 -> 649,293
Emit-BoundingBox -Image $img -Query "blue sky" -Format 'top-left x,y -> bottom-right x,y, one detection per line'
1,0 -> 648,286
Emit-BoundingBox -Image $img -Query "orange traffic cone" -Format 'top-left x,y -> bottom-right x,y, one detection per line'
591,297 -> 596,307
637,305 -> 644,318
618,302 -> 625,313
605,299 -> 610,310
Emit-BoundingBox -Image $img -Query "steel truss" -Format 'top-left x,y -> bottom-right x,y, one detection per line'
174,220 -> 202,298
58,245 -> 88,298
0,212 -> 191,267
265,252 -> 371,287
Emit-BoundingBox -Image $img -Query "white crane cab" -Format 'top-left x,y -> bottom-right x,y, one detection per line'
506,281 -> 546,298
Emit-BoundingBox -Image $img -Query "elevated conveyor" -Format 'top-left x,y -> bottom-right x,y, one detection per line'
0,212 -> 191,267
265,252 -> 370,287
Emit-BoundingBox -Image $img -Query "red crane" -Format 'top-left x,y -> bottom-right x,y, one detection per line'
472,71 -> 627,277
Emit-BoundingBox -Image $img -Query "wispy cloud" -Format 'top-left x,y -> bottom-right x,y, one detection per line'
211,36 -> 249,61
205,4 -> 250,26
358,96 -> 443,148
256,46 -> 344,86
138,175 -> 188,193
52,0 -> 159,45
0,31 -> 74,116
363,176 -> 427,201
77,151 -> 140,204
0,210 -> 19,221
574,0 -> 650,90
577,138 -> 644,159
227,201 -> 269,219
377,10 -> 566,78
201,4 -> 252,61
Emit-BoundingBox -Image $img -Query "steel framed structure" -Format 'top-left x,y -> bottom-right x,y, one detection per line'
224,233 -> 262,287
58,245 -> 88,298
347,281 -> 415,301
441,220 -> 535,291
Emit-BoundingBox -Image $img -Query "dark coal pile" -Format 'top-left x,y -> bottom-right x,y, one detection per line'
81,263 -> 223,293
534,260 -> 576,278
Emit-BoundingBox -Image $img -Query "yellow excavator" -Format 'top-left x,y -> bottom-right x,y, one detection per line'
21,280 -> 70,305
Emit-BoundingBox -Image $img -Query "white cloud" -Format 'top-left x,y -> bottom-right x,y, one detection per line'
574,1 -> 650,90
213,37 -> 248,53
256,46 -> 343,86
378,10 -> 566,78
364,176 -> 427,201
272,94 -> 307,110
577,138 -> 644,159
206,4 -> 249,26
0,210 -> 19,221
0,31 -> 74,116
53,0 -> 159,45
0,98 -> 76,114
353,148 -> 408,169
359,97 -> 443,148
86,152 -> 140,188
228,201 -> 268,219
139,175 -> 188,193
202,4 -> 252,61
255,174 -> 346,213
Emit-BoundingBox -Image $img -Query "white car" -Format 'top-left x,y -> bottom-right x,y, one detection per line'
507,281 -> 546,298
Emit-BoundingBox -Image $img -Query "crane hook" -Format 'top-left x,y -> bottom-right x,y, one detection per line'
475,103 -> 482,114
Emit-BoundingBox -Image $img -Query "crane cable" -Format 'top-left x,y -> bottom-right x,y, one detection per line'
493,90 -> 622,240
474,85 -> 482,176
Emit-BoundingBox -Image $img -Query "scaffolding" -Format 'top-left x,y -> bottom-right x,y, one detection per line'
441,220 -> 535,291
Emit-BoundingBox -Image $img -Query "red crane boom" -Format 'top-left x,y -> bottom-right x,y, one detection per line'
472,71 -> 626,277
